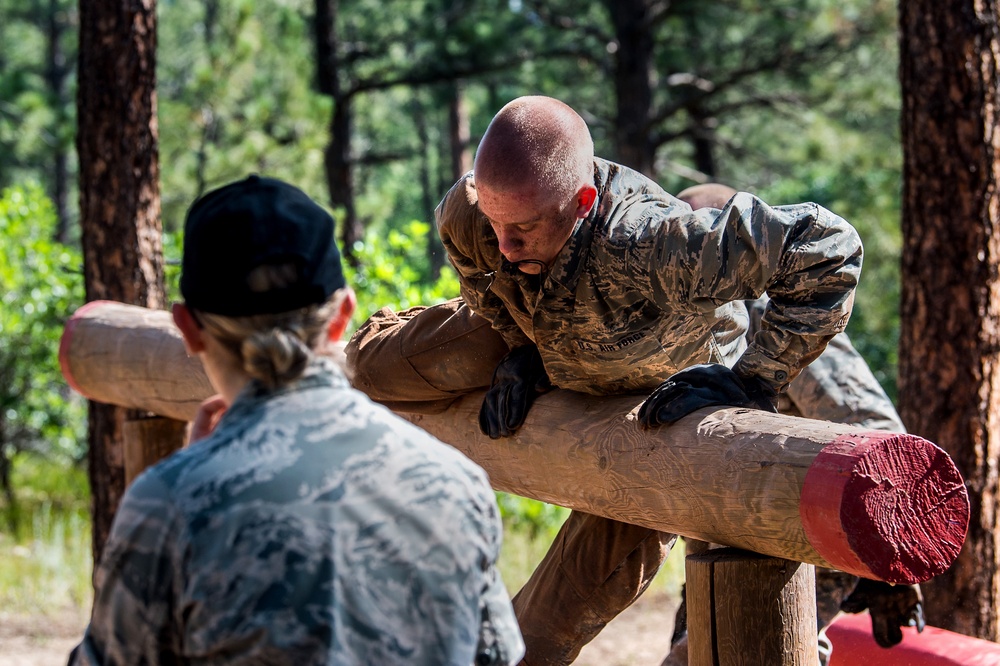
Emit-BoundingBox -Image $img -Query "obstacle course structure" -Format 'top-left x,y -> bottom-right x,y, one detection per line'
60,301 -> 971,665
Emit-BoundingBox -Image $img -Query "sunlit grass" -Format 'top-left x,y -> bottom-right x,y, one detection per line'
0,457 -> 92,620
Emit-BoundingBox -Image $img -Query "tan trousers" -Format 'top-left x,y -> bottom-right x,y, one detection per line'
346,298 -> 675,665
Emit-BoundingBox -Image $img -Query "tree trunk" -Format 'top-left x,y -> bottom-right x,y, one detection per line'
314,0 -> 361,263
448,82 -> 472,180
689,102 -> 718,181
605,0 -> 655,176
77,0 -> 166,565
898,0 -> 1000,640
413,95 -> 446,279
325,98 -> 360,262
45,0 -> 72,242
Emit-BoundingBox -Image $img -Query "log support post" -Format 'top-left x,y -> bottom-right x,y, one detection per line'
687,548 -> 819,666
122,415 -> 187,486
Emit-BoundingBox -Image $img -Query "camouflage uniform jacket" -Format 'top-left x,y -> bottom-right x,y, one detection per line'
746,296 -> 905,432
438,158 -> 863,395
69,358 -> 524,666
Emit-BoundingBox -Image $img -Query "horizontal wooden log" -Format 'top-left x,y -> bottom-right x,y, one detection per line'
59,301 -> 970,584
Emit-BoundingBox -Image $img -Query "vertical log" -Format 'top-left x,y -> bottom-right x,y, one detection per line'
122,416 -> 187,486
687,548 -> 818,666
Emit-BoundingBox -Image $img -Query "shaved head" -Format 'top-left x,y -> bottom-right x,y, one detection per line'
676,183 -> 738,211
474,96 -> 594,211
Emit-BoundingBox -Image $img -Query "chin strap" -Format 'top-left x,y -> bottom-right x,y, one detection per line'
501,258 -> 548,274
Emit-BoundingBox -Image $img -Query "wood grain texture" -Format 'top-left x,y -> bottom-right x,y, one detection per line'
59,301 -> 970,583
687,549 -> 818,666
122,416 -> 187,485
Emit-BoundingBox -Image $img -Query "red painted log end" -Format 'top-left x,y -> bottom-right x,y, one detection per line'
800,431 -> 969,584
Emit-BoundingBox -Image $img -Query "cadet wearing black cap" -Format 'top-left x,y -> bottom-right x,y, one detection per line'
180,174 -> 346,317
71,175 -> 525,666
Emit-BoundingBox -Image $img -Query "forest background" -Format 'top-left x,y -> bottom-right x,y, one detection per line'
0,0 -> 903,639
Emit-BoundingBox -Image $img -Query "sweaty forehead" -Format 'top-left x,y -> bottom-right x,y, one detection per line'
476,181 -> 552,225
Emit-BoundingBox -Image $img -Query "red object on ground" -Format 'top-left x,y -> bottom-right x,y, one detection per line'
826,611 -> 1000,665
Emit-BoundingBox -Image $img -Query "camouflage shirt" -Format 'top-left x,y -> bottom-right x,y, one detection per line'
69,358 -> 524,666
438,158 -> 863,395
746,296 -> 905,432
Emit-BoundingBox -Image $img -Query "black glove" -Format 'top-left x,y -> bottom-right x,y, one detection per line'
840,578 -> 925,648
478,346 -> 552,439
637,363 -> 778,428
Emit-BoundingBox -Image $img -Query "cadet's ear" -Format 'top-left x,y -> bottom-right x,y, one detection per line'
575,184 -> 598,218
327,288 -> 357,342
172,303 -> 206,354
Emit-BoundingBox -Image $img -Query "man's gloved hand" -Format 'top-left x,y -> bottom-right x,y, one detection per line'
478,345 -> 552,439
840,578 -> 925,648
637,363 -> 778,428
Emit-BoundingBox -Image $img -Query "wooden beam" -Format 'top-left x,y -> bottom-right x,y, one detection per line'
122,416 -> 187,486
59,301 -> 970,584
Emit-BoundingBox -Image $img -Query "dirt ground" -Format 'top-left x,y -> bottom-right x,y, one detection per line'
0,592 -> 679,666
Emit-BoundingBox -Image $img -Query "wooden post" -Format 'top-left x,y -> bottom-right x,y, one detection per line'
58,301 -> 970,585
122,416 -> 187,486
687,548 -> 818,666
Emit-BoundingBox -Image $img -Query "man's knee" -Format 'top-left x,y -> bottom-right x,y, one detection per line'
346,297 -> 509,411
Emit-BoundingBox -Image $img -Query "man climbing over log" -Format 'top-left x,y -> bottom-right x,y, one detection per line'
660,183 -> 924,666
346,95 -> 906,664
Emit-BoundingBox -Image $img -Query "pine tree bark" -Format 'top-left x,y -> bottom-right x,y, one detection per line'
898,0 -> 1000,639
314,0 -> 361,264
77,0 -> 166,565
605,0 -> 656,176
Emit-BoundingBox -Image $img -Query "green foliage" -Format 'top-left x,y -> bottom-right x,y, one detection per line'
0,184 -> 86,456
0,0 -> 77,197
346,219 -> 460,331
158,0 -> 330,231
495,492 -> 569,540
0,184 -> 86,529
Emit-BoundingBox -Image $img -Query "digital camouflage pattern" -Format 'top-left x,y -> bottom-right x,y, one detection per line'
70,358 -> 524,666
438,158 -> 863,396
746,296 -> 905,432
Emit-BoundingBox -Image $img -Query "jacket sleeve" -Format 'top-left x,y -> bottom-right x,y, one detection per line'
628,192 -> 863,392
745,297 -> 904,430
70,471 -> 184,666
436,174 -> 533,350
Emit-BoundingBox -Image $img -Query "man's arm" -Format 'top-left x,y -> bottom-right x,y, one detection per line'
744,295 -> 905,431
70,472 -> 182,666
436,174 -> 532,350
639,194 -> 862,391
635,194 -> 862,426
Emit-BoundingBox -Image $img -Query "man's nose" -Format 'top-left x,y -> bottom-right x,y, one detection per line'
496,230 -> 522,256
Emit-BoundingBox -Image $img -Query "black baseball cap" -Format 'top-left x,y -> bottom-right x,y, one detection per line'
180,175 -> 346,316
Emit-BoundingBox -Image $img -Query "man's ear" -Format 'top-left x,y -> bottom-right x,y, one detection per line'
172,303 -> 206,354
327,288 -> 357,342
575,184 -> 598,218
